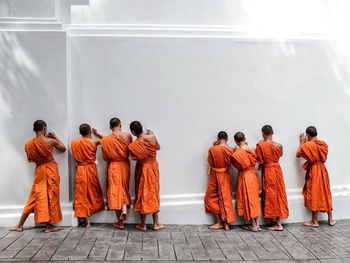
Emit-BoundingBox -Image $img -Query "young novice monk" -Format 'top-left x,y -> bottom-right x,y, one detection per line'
204,131 -> 235,231
128,121 -> 164,231
256,125 -> 289,231
94,118 -> 132,229
296,126 -> 336,227
71,124 -> 105,227
231,132 -> 261,232
10,120 -> 66,233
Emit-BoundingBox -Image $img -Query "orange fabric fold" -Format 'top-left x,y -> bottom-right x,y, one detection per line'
129,139 -> 160,215
72,138 -> 105,218
232,148 -> 261,220
100,134 -> 131,210
204,145 -> 235,223
256,141 -> 289,220
23,138 -> 62,224
297,140 -> 332,212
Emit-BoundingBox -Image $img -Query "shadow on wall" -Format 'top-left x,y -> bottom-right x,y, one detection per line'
0,30 -> 67,205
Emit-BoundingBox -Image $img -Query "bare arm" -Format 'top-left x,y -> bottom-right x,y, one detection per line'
148,130 -> 160,150
92,128 -> 105,139
48,132 -> 66,152
296,133 -> 306,158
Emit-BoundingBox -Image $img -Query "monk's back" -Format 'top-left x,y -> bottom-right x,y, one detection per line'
209,145 -> 233,168
129,139 -> 157,160
25,138 -> 53,163
256,141 -> 281,164
232,148 -> 256,170
300,140 -> 328,163
71,138 -> 97,163
100,133 -> 129,161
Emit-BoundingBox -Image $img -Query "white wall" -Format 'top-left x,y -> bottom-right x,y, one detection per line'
1,0 -> 350,226
0,30 -> 73,226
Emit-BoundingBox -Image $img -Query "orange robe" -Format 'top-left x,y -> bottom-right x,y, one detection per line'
204,145 -> 235,223
71,138 -> 105,218
23,138 -> 62,224
100,134 -> 131,210
256,141 -> 289,220
129,139 -> 160,215
231,148 -> 261,220
297,140 -> 332,212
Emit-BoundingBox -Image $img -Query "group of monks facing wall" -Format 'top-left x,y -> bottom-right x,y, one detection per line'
9,119 -> 336,233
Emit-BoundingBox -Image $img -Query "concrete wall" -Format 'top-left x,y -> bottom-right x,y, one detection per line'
1,0 -> 350,226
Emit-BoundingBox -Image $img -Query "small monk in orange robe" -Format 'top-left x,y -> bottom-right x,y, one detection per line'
204,131 -> 235,231
128,121 -> 164,231
71,123 -> 105,227
296,126 -> 336,227
10,120 -> 66,233
94,118 -> 132,229
256,125 -> 289,231
231,132 -> 261,232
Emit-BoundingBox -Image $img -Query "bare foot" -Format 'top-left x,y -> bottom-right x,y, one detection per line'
224,223 -> 230,231
136,224 -> 147,231
113,222 -> 125,229
44,226 -> 61,233
242,225 -> 259,232
302,221 -> 319,228
266,224 -> 284,231
328,219 -> 336,226
9,225 -> 23,232
119,210 -> 127,221
85,218 -> 90,228
152,224 -> 165,231
209,223 -> 224,230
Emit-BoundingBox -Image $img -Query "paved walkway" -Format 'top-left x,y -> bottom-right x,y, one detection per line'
0,220 -> 349,262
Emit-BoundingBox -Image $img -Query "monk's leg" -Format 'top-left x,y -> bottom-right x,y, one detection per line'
136,214 -> 147,231
85,217 -> 91,228
209,214 -> 224,229
9,213 -> 30,231
113,210 -> 125,229
152,213 -> 165,230
119,204 -> 127,221
266,218 -> 283,231
44,223 -> 61,233
302,211 -> 319,227
223,222 -> 230,231
327,211 -> 336,226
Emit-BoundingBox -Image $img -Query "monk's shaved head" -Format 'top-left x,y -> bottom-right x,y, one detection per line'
218,131 -> 228,140
33,120 -> 47,132
79,123 -> 91,136
306,126 -> 317,137
262,125 -> 273,135
130,121 -> 143,135
110,117 -> 121,128
234,132 -> 245,142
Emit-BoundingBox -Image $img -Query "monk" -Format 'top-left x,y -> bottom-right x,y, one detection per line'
71,123 -> 105,227
296,126 -> 336,227
10,120 -> 66,233
128,121 -> 164,231
93,118 -> 132,229
256,125 -> 289,231
204,131 -> 235,231
231,132 -> 261,232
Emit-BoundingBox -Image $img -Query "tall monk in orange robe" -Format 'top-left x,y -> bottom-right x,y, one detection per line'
10,120 -> 66,233
256,125 -> 289,231
231,132 -> 261,232
128,121 -> 164,231
94,118 -> 132,229
296,126 -> 336,227
205,131 -> 235,231
71,123 -> 105,227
